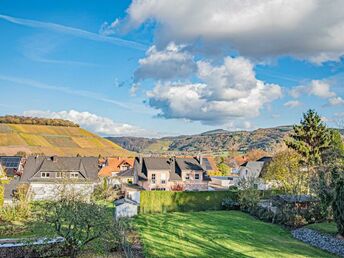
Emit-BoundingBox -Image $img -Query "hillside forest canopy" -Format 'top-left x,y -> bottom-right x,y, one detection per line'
0,115 -> 79,127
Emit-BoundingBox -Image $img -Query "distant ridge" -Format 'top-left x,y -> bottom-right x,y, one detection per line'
107,126 -> 294,154
107,126 -> 343,155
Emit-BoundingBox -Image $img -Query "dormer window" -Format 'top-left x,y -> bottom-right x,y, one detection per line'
70,172 -> 79,179
41,172 -> 50,178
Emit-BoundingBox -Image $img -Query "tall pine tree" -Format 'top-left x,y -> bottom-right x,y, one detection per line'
286,109 -> 332,166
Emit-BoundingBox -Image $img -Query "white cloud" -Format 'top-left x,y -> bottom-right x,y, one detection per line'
134,42 -> 196,81
290,80 -> 335,98
328,96 -> 344,106
99,19 -> 120,36
284,100 -> 302,108
118,0 -> 344,62
147,56 -> 282,124
23,110 -> 153,137
290,79 -> 343,106
224,121 -> 254,131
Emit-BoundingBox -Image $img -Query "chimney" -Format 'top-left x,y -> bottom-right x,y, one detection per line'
197,154 -> 203,166
51,155 -> 58,162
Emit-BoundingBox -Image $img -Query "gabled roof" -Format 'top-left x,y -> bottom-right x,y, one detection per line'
21,156 -> 99,182
98,157 -> 134,177
117,168 -> 134,177
176,158 -> 204,171
115,198 -> 139,206
256,156 -> 273,163
136,157 -> 207,182
143,157 -> 171,170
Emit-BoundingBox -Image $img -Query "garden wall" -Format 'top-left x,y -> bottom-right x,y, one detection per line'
140,191 -> 238,214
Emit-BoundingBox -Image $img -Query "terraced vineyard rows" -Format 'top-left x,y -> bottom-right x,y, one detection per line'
0,124 -> 132,157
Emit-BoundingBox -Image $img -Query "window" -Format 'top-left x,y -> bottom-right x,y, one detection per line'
185,173 -> 190,180
195,174 -> 200,180
41,172 -> 50,178
56,172 -> 63,178
120,164 -> 129,171
151,173 -> 156,184
127,178 -> 133,184
70,172 -> 79,179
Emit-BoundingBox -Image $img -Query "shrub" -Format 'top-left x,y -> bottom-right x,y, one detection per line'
333,178 -> 344,236
238,178 -> 261,212
140,191 -> 238,214
222,198 -> 240,210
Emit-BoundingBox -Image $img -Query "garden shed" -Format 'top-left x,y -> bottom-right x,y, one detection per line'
115,198 -> 139,219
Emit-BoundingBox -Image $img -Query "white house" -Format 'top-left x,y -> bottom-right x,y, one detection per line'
21,156 -> 99,201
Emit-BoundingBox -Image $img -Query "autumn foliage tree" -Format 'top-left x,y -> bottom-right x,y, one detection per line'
264,149 -> 307,194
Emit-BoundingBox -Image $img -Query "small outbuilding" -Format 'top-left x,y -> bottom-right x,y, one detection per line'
114,198 -> 139,219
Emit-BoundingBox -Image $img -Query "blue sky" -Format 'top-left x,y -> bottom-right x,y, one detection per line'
0,0 -> 343,137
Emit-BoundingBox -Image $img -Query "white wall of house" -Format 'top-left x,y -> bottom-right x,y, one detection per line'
29,183 -> 95,201
115,203 -> 138,219
210,177 -> 239,187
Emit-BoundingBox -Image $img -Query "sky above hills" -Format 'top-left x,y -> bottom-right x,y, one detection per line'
1,0 -> 344,137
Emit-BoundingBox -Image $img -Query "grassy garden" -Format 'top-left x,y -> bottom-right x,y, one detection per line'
134,211 -> 337,258
306,222 -> 338,236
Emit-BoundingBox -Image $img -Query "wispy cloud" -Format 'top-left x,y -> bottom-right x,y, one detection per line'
0,74 -> 154,114
23,109 -> 158,137
0,14 -> 146,51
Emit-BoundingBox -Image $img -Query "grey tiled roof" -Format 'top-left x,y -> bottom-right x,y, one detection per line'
143,157 -> 171,170
176,158 -> 204,171
117,168 -> 134,177
136,157 -> 207,182
21,156 -> 99,182
115,198 -> 139,206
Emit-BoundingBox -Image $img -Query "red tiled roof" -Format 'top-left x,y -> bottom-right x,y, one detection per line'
98,157 -> 134,177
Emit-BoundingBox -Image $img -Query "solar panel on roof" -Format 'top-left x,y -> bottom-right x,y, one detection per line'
0,157 -> 21,168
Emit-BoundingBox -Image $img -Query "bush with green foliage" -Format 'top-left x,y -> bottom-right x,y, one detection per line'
237,178 -> 261,212
140,191 -> 238,214
333,178 -> 344,236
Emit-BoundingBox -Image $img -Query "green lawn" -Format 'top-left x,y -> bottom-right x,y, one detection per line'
306,222 -> 338,236
134,211 -> 336,258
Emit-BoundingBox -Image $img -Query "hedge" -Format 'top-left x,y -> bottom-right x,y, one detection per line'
139,189 -> 285,214
0,185 -> 4,207
140,190 -> 238,214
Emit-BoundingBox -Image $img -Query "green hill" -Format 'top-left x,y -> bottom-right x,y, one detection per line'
108,126 -> 344,155
0,123 -> 131,157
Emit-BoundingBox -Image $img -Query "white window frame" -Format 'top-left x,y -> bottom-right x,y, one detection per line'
195,174 -> 200,180
41,172 -> 50,178
70,172 -> 79,179
185,173 -> 190,180
151,173 -> 156,184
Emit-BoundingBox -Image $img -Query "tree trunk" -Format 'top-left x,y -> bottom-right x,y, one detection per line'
69,247 -> 79,258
